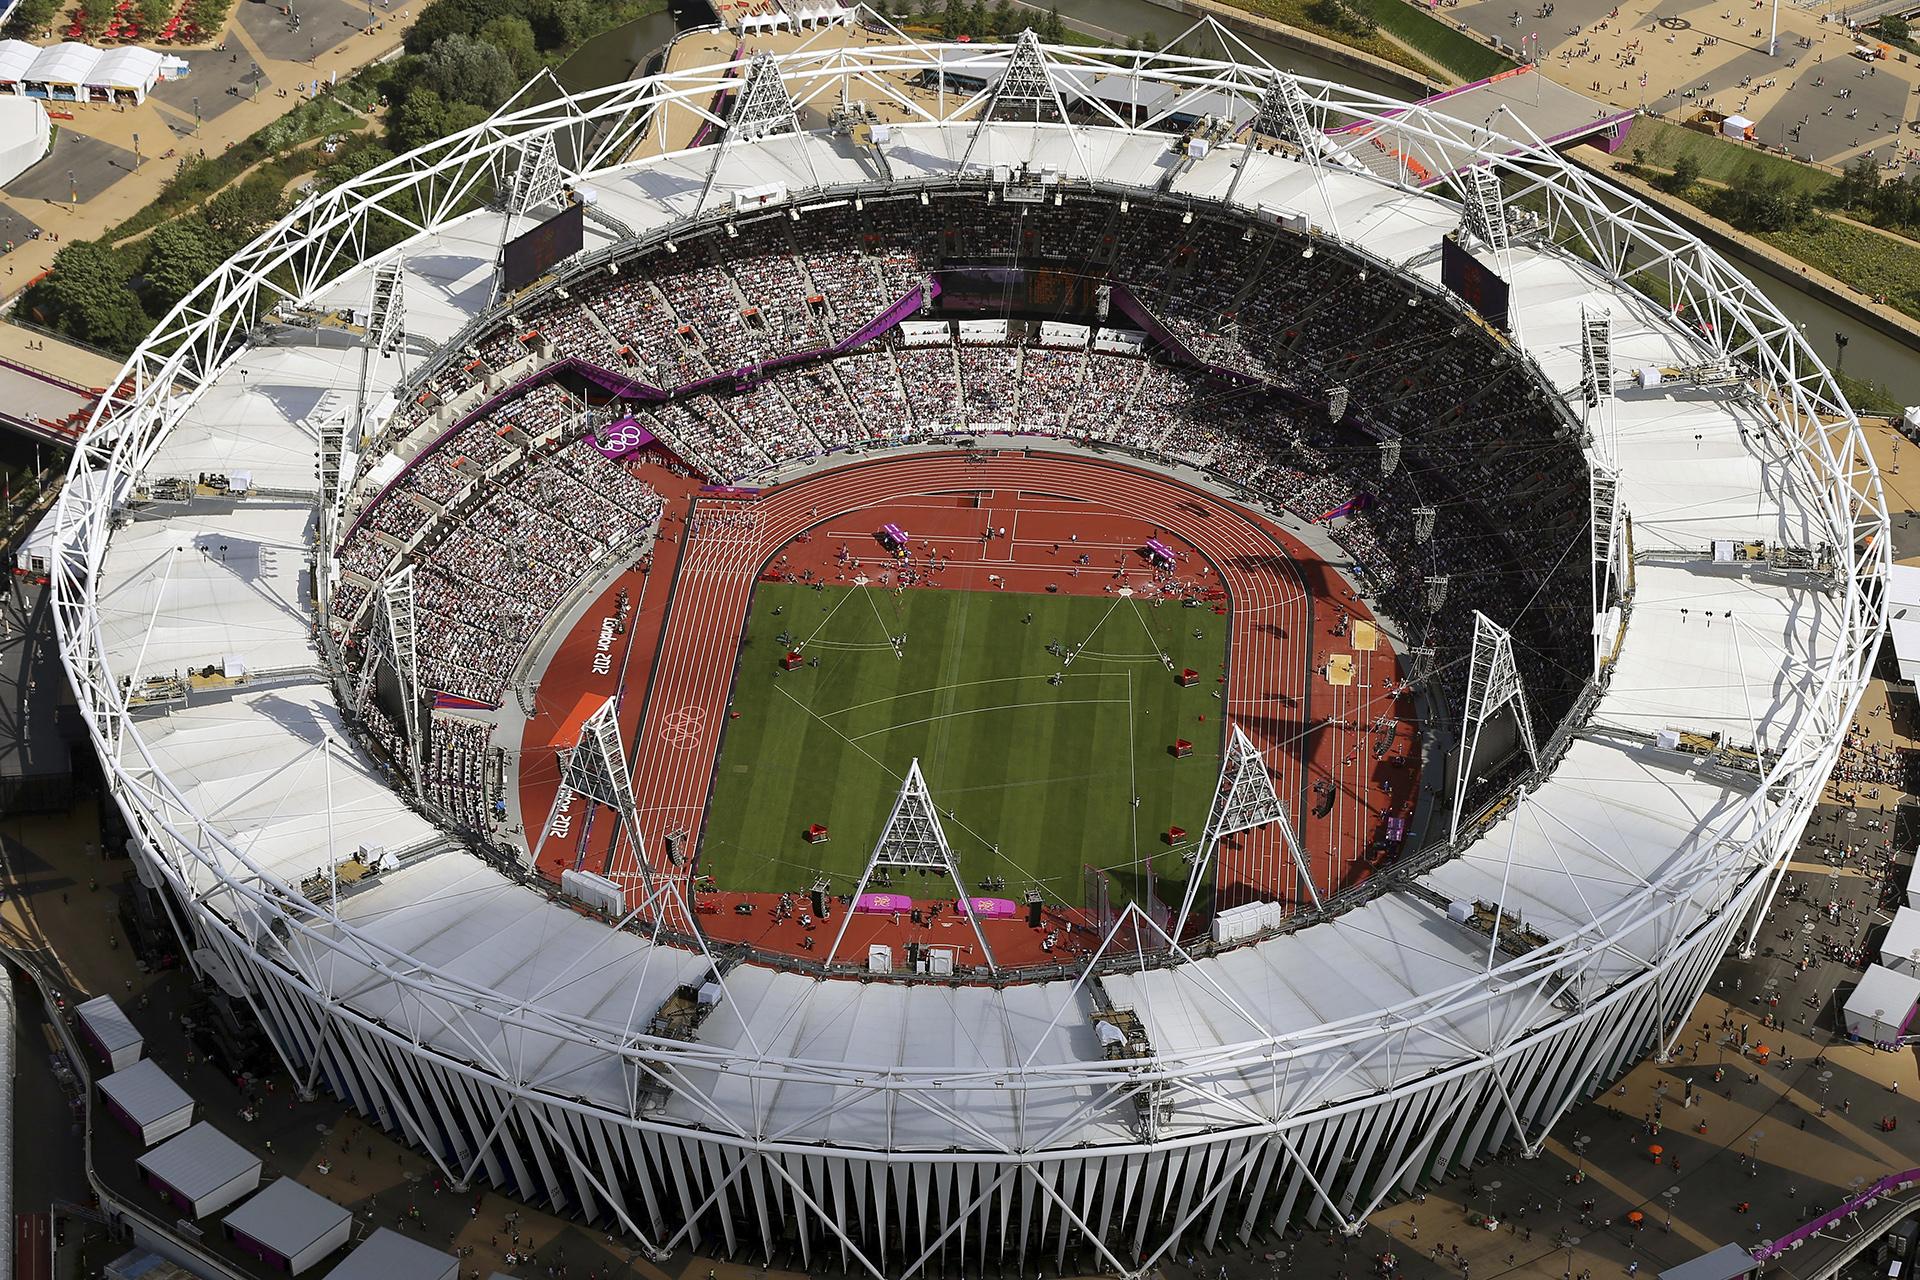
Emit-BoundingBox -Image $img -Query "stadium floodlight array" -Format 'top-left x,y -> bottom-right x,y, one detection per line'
1590,462 -> 1624,675
47,28 -> 1886,1278
1172,723 -> 1317,939
826,759 -> 996,971
1451,612 -> 1541,844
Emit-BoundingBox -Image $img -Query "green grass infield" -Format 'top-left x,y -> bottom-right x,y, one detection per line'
699,582 -> 1233,908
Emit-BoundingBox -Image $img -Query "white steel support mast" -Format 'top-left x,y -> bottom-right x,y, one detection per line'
826,760 -> 996,973
956,30 -> 1092,182
1450,612 -> 1540,843
695,52 -> 814,215
528,699 -> 671,922
1172,723 -> 1316,940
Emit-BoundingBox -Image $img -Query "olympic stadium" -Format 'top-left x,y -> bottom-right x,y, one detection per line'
49,23 -> 1887,1278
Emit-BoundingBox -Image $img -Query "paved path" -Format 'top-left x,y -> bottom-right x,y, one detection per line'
1433,0 -> 1920,172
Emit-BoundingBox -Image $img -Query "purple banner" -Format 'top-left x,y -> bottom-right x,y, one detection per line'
856,892 -> 913,914
1754,1168 -> 1920,1260
957,897 -> 1018,919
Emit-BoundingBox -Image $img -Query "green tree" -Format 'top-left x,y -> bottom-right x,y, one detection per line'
31,242 -> 150,352
134,0 -> 173,37
2,0 -> 61,36
389,84 -> 453,152
403,0 -> 517,53
990,0 -> 1015,35
940,0 -> 961,37
479,14 -> 543,80
1658,153 -> 1699,196
1829,155 -> 1879,214
963,0 -> 987,36
1711,162 -> 1810,231
419,32 -> 519,108
317,139 -> 397,191
527,0 -> 591,50
140,218 -> 227,314
1882,14 -> 1909,42
1042,5 -> 1065,42
202,172 -> 286,240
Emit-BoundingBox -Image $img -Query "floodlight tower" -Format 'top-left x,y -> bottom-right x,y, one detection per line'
826,761 -> 996,972
1450,612 -> 1540,844
1171,724 -> 1317,940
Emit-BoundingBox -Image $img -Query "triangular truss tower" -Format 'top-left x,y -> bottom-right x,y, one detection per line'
1225,73 -> 1318,206
1172,724 -> 1317,940
1450,612 -> 1541,843
696,52 -> 816,214
825,760 -> 996,972
527,699 -> 667,908
353,564 -> 424,795
957,30 -> 1092,182
503,132 -> 566,216
1461,164 -> 1510,256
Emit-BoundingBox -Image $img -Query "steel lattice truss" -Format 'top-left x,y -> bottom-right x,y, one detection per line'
45,24 -> 1888,1280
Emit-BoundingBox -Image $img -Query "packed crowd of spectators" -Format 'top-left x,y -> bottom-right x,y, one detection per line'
425,714 -> 497,837
334,386 -> 664,709
337,188 -> 1592,793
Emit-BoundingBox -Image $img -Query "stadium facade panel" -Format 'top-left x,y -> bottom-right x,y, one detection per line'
53,37 -> 1884,1277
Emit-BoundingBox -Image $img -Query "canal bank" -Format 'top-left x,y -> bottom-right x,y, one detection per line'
1577,145 -> 1920,405
1027,0 -> 1437,96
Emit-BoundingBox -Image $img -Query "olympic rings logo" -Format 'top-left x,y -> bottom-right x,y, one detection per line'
658,705 -> 707,750
598,420 -> 647,454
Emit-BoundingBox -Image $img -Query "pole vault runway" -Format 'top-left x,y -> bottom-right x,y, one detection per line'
522,449 -> 1421,941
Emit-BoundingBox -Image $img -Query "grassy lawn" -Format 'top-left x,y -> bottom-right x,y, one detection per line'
1755,217 -> 1920,324
1348,0 -> 1517,79
1214,0 -> 1444,76
700,583 -> 1230,907
1618,115 -> 1834,195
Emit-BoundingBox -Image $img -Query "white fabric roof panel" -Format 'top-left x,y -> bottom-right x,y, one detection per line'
1424,738 -> 1762,989
0,39 -> 37,81
89,46 -> 162,91
1596,563 -> 1840,752
95,505 -> 315,679
147,345 -> 382,494
137,683 -> 437,892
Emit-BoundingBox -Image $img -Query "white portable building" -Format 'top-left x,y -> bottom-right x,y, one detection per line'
1844,963 -> 1920,1046
136,1122 -> 262,1218
0,97 -> 48,188
97,1059 -> 194,1146
222,1177 -> 352,1275
326,1227 -> 457,1280
75,995 -> 143,1071
1883,906 -> 1920,975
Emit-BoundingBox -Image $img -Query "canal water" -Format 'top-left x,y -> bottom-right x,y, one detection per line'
559,0 -> 1919,401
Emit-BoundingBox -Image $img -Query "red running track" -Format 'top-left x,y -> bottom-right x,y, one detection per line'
520,451 -> 1419,955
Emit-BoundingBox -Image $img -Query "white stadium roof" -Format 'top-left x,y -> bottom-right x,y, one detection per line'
51,34 -> 1883,1272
